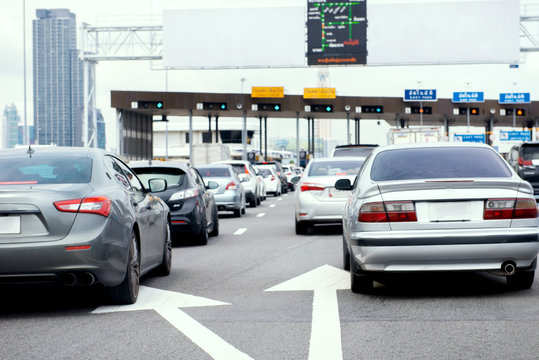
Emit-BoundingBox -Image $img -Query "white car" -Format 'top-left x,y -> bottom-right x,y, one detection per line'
294,156 -> 365,234
213,160 -> 262,207
259,167 -> 281,196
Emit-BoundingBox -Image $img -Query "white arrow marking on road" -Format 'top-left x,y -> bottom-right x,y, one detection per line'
265,265 -> 350,360
257,212 -> 265,217
269,204 -> 276,208
93,286 -> 253,360
234,228 -> 247,235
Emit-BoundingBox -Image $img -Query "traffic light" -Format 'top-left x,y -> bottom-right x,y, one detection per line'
361,105 -> 384,114
139,101 -> 164,109
458,107 -> 479,115
203,102 -> 228,110
516,108 -> 525,116
411,106 -> 432,114
311,104 -> 333,112
257,103 -> 282,112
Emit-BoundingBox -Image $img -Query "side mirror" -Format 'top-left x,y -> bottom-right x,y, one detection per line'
148,178 -> 167,193
206,180 -> 219,190
334,178 -> 352,191
290,175 -> 301,185
240,177 -> 250,183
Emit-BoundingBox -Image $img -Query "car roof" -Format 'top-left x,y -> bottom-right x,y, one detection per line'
129,160 -> 190,171
0,146 -> 102,158
334,144 -> 378,149
308,156 -> 367,162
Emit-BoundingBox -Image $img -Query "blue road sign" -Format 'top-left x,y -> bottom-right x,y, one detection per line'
499,131 -> 531,141
452,92 -> 484,103
404,89 -> 437,102
453,134 -> 485,143
499,93 -> 531,104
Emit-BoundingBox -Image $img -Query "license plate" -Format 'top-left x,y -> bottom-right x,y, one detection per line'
429,202 -> 471,222
0,216 -> 21,234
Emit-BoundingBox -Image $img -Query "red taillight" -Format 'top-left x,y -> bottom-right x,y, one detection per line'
484,198 -> 538,220
0,181 -> 38,185
271,175 -> 276,181
225,182 -> 237,190
358,201 -> 417,223
54,196 -> 111,217
518,157 -> 533,166
65,245 -> 91,251
300,182 -> 325,192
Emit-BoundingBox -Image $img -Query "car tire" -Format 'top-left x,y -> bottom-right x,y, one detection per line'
249,197 -> 257,208
350,256 -> 373,294
155,223 -> 172,276
295,219 -> 309,235
234,208 -> 242,217
275,189 -> 281,197
196,223 -> 209,246
105,230 -> 140,304
343,237 -> 350,271
241,203 -> 246,214
506,270 -> 535,290
209,209 -> 219,237
256,196 -> 261,206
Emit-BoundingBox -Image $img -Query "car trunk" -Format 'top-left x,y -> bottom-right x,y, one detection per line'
305,175 -> 356,202
204,177 -> 237,195
0,184 -> 93,243
377,179 -> 523,231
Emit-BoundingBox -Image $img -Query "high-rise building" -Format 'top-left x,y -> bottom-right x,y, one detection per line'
3,104 -> 21,148
33,9 -> 83,147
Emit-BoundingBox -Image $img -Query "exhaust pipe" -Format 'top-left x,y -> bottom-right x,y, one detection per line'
502,261 -> 517,276
61,273 -> 77,286
78,272 -> 96,286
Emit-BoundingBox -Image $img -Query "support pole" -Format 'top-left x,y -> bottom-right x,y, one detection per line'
215,116 -> 219,143
91,62 -> 97,148
116,110 -> 123,156
307,118 -> 311,157
296,112 -> 300,166
242,111 -> 247,161
83,60 -> 88,147
355,118 -> 360,144
208,115 -> 212,139
259,116 -> 263,160
443,114 -> 449,140
264,116 -> 268,161
346,112 -> 351,144
189,110 -> 193,163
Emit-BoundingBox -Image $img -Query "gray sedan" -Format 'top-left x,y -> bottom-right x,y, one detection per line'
0,147 -> 171,304
337,143 -> 539,293
197,164 -> 246,217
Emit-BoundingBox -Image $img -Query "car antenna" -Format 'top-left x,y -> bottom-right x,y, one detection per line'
27,144 -> 35,158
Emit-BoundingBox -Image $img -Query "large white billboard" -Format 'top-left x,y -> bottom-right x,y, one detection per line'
162,0 -> 521,68
163,7 -> 306,68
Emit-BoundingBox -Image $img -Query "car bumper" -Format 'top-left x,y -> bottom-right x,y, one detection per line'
169,198 -> 204,236
349,227 -> 539,272
296,195 -> 346,223
0,215 -> 130,287
213,191 -> 242,211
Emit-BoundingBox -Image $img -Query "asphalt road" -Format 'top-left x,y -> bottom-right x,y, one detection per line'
1,193 -> 538,360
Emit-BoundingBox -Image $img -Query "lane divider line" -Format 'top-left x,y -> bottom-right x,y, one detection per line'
257,213 -> 266,217
270,204 -> 276,208
234,228 -> 247,235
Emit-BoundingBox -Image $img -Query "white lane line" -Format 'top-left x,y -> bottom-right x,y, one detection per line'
257,213 -> 266,217
234,228 -> 247,235
277,198 -> 283,201
269,204 -> 276,208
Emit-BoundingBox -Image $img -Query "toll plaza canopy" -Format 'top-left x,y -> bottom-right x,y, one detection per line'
111,90 -> 539,160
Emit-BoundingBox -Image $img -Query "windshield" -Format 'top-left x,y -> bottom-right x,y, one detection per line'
308,160 -> 364,177
132,167 -> 185,187
370,147 -> 512,181
521,145 -> 539,160
0,156 -> 92,185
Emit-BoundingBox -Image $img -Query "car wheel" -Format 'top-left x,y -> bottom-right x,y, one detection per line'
196,222 -> 209,246
105,230 -> 140,304
343,237 -> 350,271
350,256 -> 372,294
256,196 -> 261,205
209,209 -> 219,237
249,197 -> 257,207
241,202 -> 246,214
275,189 -> 280,197
506,270 -> 535,290
295,219 -> 308,235
156,223 -> 172,276
234,208 -> 242,217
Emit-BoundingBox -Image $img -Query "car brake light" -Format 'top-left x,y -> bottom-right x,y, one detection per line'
358,201 -> 417,222
225,182 -> 237,190
300,182 -> 325,192
484,198 -> 538,220
169,188 -> 199,201
271,175 -> 276,181
518,158 -> 533,166
54,196 -> 111,217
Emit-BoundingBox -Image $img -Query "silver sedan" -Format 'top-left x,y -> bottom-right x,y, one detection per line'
337,143 -> 539,293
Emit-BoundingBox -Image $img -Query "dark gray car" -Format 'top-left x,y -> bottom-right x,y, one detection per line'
0,147 -> 171,304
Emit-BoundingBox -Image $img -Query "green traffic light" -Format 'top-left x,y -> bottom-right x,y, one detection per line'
156,102 -> 163,109
274,105 -> 280,111
326,106 -> 332,112
220,104 -> 226,110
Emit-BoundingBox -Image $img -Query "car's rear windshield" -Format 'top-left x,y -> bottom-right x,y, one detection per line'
229,164 -> 247,175
308,160 -> 364,177
333,147 -> 376,157
370,147 -> 512,181
198,167 -> 231,178
521,144 -> 539,160
132,167 -> 185,187
0,156 -> 92,184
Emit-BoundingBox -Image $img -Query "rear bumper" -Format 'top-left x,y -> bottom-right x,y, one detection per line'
170,199 -> 204,236
296,194 -> 347,223
213,191 -> 242,211
349,227 -> 539,272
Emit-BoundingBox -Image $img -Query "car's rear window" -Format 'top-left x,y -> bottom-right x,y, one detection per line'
229,164 -> 247,175
333,147 -> 376,157
0,156 -> 92,184
132,167 -> 185,187
308,160 -> 364,177
370,147 -> 512,181
521,145 -> 539,160
198,167 -> 231,178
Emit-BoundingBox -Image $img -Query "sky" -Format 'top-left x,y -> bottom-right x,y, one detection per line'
1,0 -> 539,152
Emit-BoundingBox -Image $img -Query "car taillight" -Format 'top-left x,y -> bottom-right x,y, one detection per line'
271,175 -> 276,181
300,182 -> 325,192
484,198 -> 538,220
518,157 -> 533,166
225,182 -> 237,190
54,196 -> 111,217
358,201 -> 417,222
169,188 -> 199,201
